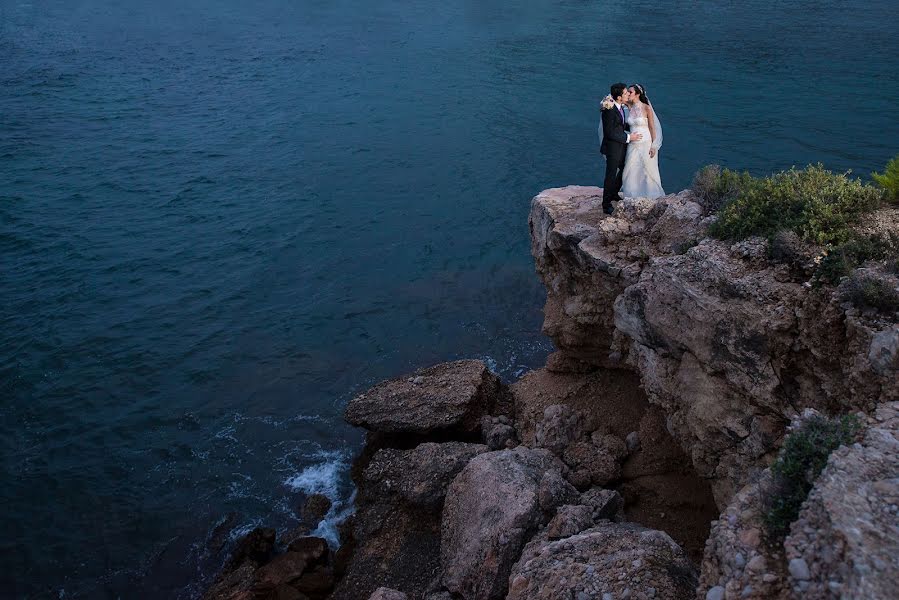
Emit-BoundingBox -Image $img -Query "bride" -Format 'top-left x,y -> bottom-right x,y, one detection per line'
620,83 -> 664,200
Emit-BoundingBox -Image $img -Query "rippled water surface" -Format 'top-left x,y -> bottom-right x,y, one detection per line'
2,0 -> 897,597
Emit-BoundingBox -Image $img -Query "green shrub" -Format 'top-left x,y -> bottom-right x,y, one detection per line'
691,165 -> 752,212
708,164 -> 884,245
841,270 -> 899,313
763,414 -> 862,541
872,155 -> 899,204
816,231 -> 899,283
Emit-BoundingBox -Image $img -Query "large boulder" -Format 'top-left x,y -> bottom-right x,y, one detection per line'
507,522 -> 698,600
360,442 -> 488,509
440,447 -> 567,600
345,360 -> 504,435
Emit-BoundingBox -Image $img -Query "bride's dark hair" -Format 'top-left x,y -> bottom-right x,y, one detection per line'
630,83 -> 650,105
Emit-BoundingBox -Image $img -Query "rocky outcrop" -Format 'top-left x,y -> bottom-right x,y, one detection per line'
205,185 -> 896,600
696,468 -> 790,600
698,404 -> 899,600
325,358 -> 715,600
507,522 -> 698,600
440,447 -> 569,600
530,186 -> 899,506
345,360 -> 506,436
783,401 -> 899,599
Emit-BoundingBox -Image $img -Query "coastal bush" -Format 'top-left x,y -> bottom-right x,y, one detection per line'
817,231 -> 899,282
841,270 -> 899,313
708,164 -> 884,245
691,165 -> 750,212
872,155 -> 899,204
763,414 -> 862,541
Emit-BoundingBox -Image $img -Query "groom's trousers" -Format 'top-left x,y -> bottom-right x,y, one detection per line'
603,144 -> 626,210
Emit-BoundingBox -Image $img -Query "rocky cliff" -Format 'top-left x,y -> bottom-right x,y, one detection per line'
203,186 -> 898,600
530,186 -> 899,507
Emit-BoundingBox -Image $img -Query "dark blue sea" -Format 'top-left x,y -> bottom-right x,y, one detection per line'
2,0 -> 897,597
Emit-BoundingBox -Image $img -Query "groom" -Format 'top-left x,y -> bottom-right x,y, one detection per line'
600,83 -> 642,214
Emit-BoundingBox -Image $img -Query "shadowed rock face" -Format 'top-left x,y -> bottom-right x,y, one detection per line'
530,186 -> 899,506
344,360 -> 503,436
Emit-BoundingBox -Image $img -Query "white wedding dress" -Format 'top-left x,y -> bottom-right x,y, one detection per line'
620,102 -> 664,200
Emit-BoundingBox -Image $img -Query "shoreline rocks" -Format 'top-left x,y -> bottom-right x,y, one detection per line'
345,360 -> 507,437
325,356 -> 717,599
202,185 -> 897,600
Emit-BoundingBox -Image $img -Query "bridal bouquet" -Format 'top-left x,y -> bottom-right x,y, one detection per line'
601,94 -> 615,110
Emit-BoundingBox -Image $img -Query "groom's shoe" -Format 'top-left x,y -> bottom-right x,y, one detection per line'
602,205 -> 614,215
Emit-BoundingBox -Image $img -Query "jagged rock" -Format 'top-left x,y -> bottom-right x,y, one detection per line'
698,405 -> 899,599
345,360 -> 503,435
368,588 -> 408,600
202,562 -> 257,600
534,404 -> 583,455
579,488 -> 624,521
529,186 -> 899,506
441,447 -> 566,600
284,495 -> 333,542
546,504 -> 594,539
330,441 -> 487,598
293,565 -> 334,597
506,522 -> 697,600
361,442 -> 487,509
784,401 -> 899,598
329,488 -> 442,599
545,350 -> 598,373
625,431 -> 640,453
530,188 -> 704,365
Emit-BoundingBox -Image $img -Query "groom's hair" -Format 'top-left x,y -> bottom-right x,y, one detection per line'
610,83 -> 627,100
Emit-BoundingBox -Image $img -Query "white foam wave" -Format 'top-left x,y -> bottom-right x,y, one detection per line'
283,454 -> 344,498
283,452 -> 353,547
311,489 -> 356,547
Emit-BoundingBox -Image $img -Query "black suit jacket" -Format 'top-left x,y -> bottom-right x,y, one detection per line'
600,105 -> 629,156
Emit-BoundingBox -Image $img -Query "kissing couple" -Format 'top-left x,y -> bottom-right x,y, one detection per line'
598,82 -> 665,214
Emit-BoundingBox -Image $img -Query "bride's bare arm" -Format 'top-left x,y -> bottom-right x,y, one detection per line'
646,106 -> 657,157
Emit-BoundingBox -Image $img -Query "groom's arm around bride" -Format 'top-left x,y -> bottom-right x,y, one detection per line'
599,83 -> 642,213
